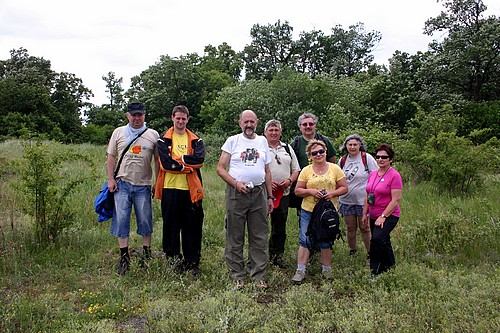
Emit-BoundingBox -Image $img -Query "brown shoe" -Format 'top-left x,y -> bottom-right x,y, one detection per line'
255,280 -> 268,289
235,279 -> 245,290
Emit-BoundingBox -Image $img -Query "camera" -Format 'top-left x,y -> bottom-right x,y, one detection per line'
367,193 -> 375,205
245,182 -> 254,189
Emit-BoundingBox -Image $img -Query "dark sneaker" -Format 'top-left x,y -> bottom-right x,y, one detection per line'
184,261 -> 202,277
140,248 -> 152,268
190,265 -> 202,277
117,254 -> 130,275
271,255 -> 288,268
166,255 -> 185,273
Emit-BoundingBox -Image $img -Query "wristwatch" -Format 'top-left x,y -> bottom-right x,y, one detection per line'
267,196 -> 276,200
381,214 -> 388,218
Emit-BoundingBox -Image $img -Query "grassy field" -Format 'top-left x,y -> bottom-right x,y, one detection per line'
0,140 -> 499,332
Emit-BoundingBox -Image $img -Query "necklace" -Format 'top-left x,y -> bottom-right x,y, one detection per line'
377,167 -> 391,182
313,163 -> 328,175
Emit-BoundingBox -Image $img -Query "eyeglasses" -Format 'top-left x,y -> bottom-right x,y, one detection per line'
301,122 -> 315,127
275,154 -> 281,165
310,149 -> 326,156
375,155 -> 390,160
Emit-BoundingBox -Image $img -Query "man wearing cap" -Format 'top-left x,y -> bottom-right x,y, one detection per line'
107,102 -> 159,275
264,119 -> 300,268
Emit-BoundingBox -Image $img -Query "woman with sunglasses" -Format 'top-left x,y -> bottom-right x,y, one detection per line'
292,140 -> 348,284
362,143 -> 403,276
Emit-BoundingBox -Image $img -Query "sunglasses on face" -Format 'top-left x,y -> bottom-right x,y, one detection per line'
311,149 -> 326,156
301,122 -> 315,127
375,155 -> 390,160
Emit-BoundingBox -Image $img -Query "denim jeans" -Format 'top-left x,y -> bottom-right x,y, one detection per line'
299,209 -> 332,250
110,179 -> 153,238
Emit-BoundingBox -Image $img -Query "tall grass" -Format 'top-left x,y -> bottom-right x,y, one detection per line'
0,140 -> 498,332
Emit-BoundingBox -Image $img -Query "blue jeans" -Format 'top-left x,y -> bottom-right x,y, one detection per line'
110,179 -> 153,238
299,209 -> 332,250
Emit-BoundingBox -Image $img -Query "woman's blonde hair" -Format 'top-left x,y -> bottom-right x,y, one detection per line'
306,139 -> 327,156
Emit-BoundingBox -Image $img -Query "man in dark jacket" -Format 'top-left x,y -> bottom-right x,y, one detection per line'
154,105 -> 205,276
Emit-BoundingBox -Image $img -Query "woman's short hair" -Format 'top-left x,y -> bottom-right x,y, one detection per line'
297,113 -> 318,128
340,134 -> 367,153
375,143 -> 395,159
306,139 -> 327,156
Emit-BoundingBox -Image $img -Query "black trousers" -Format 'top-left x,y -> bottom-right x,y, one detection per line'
269,195 -> 290,258
161,189 -> 204,265
370,215 -> 399,275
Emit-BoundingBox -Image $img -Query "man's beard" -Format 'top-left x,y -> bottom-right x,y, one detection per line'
243,127 -> 255,137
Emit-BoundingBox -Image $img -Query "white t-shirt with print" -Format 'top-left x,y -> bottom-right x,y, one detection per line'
221,133 -> 271,185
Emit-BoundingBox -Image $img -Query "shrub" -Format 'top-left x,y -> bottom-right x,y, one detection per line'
12,140 -> 96,243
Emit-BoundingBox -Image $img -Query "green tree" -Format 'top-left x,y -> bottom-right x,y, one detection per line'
242,20 -> 297,81
423,0 -> 500,101
102,71 -> 125,111
51,72 -> 92,142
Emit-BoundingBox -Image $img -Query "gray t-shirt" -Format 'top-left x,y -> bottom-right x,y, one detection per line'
338,153 -> 378,206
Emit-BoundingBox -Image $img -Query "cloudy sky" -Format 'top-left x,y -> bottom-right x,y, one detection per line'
1,0 -> 498,105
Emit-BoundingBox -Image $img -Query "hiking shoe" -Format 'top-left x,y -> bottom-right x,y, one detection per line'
140,248 -> 152,268
117,254 -> 130,275
271,256 -> 288,268
185,262 -> 202,277
255,280 -> 268,289
322,269 -> 333,280
292,269 -> 306,284
235,279 -> 245,289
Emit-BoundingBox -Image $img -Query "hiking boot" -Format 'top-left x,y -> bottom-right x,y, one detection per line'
271,255 -> 288,268
184,261 -> 202,277
291,269 -> 306,284
140,248 -> 152,268
235,279 -> 245,289
166,255 -> 185,273
255,280 -> 268,289
190,265 -> 202,277
322,269 -> 333,280
117,254 -> 130,275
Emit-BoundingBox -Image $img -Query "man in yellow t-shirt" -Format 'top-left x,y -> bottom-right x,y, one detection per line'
154,105 -> 205,276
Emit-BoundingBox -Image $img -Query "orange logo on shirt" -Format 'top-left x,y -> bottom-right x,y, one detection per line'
131,145 -> 142,154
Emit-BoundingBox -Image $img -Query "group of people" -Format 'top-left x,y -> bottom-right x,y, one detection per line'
105,103 -> 403,289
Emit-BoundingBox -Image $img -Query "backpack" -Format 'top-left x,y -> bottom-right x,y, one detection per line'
306,198 -> 342,246
339,151 -> 369,173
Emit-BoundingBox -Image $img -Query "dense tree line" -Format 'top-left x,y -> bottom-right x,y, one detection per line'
1,0 -> 498,191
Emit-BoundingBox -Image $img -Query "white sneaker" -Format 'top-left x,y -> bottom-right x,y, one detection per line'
292,269 -> 306,284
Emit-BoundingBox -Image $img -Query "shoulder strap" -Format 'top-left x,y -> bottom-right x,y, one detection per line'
292,136 -> 300,154
114,128 -> 148,178
282,142 -> 291,156
340,155 -> 347,169
361,151 -> 369,172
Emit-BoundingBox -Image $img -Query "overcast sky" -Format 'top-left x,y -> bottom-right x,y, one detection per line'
1,0 -> 498,105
